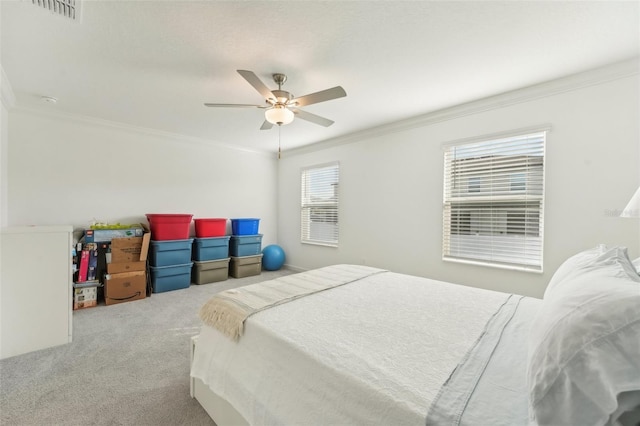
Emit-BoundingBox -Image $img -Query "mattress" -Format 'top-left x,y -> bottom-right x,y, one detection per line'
191,265 -> 542,425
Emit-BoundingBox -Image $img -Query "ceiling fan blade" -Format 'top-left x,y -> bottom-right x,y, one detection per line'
204,103 -> 266,108
260,120 -> 274,130
291,108 -> 335,127
290,86 -> 346,107
237,70 -> 276,102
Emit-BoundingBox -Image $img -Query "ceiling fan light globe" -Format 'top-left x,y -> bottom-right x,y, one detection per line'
265,106 -> 294,126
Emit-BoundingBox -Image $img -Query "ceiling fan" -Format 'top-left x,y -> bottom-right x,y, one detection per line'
204,70 -> 347,130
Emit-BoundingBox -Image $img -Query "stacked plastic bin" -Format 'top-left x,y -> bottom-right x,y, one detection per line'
192,218 -> 230,284
229,218 -> 263,278
146,214 -> 194,293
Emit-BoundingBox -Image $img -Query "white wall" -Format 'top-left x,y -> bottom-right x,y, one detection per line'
0,6 -> 5,228
0,100 -> 7,228
7,110 -> 278,245
1,65 -> 14,228
278,67 -> 640,298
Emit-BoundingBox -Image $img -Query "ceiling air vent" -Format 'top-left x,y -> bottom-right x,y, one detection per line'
31,0 -> 79,20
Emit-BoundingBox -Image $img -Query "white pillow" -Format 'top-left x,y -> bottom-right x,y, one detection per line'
634,257 -> 640,274
528,246 -> 640,426
543,245 -> 606,298
544,245 -> 638,298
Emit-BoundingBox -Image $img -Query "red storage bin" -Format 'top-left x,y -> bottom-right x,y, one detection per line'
146,214 -> 193,240
194,218 -> 227,238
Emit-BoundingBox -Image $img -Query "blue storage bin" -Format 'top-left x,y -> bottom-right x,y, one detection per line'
150,263 -> 192,293
229,234 -> 263,257
231,218 -> 260,235
150,239 -> 193,267
193,236 -> 230,261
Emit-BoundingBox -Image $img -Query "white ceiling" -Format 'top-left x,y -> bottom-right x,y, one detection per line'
2,1 -> 639,154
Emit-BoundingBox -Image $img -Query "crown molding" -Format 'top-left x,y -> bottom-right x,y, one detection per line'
1,66 -> 16,109
11,106 -> 276,158
283,57 -> 639,158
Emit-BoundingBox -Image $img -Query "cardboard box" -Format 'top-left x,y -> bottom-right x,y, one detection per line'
105,231 -> 151,304
104,271 -> 146,306
84,227 -> 145,243
73,285 -> 98,310
87,248 -> 98,281
107,261 -> 146,274
110,233 -> 150,264
74,299 -> 98,309
74,286 -> 97,300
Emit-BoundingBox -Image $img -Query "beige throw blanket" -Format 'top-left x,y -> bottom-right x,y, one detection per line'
199,264 -> 386,340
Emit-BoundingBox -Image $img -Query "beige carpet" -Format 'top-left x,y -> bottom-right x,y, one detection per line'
0,268 -> 293,426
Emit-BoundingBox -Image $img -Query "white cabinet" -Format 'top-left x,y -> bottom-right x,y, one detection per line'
0,226 -> 73,359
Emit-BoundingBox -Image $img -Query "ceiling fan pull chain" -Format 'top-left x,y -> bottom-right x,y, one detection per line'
278,125 -> 281,159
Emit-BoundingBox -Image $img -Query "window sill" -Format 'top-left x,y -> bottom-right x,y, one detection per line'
443,256 -> 543,273
302,240 -> 338,248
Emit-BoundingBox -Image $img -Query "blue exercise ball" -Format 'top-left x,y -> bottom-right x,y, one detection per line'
262,244 -> 285,271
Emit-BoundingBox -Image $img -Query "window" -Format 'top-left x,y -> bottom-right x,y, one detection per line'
468,176 -> 481,193
442,130 -> 546,271
301,162 -> 339,246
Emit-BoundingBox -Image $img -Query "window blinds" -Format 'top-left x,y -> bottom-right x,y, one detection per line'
32,0 -> 78,20
442,132 -> 546,271
301,163 -> 339,246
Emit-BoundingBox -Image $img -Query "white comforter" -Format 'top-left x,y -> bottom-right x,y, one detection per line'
191,265 -> 518,426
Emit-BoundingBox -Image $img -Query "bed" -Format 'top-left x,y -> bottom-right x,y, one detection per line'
190,246 -> 640,426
